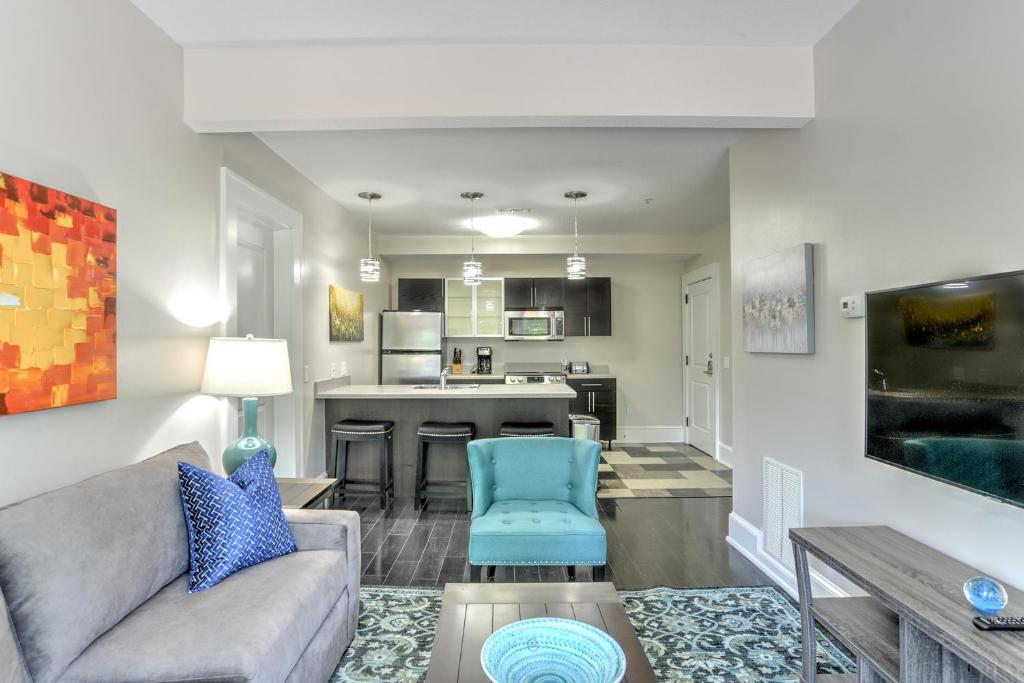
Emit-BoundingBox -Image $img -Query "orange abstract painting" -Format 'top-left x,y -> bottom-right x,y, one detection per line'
0,173 -> 116,415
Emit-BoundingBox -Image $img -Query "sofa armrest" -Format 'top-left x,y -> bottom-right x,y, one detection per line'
1,584 -> 31,683
285,509 -> 361,637
285,509 -> 360,553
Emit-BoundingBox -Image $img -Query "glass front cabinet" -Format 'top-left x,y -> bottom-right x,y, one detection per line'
445,278 -> 504,337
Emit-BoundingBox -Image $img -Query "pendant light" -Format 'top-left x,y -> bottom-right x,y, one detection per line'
565,191 -> 588,279
358,191 -> 381,282
461,191 -> 484,286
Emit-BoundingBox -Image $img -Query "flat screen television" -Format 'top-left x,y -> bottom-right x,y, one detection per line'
866,270 -> 1024,508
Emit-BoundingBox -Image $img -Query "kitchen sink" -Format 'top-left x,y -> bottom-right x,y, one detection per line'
412,384 -> 480,390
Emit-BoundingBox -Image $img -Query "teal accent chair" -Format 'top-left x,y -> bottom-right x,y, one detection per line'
467,437 -> 607,582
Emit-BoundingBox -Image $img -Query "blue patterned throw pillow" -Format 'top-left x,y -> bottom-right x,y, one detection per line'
178,452 -> 298,592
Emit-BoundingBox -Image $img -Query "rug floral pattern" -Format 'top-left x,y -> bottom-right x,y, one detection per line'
331,585 -> 855,682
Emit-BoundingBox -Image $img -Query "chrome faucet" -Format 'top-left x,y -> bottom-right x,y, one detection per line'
872,368 -> 888,392
440,366 -> 451,391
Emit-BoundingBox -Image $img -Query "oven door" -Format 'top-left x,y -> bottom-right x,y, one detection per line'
504,310 -> 565,341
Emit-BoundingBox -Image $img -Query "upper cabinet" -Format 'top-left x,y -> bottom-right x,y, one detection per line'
397,278 -> 445,312
445,278 -> 504,337
564,277 -> 611,336
503,278 -> 564,309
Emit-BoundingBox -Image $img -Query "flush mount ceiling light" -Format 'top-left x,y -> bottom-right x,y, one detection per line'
461,191 -> 484,286
357,191 -> 381,282
465,213 -> 539,238
565,190 -> 588,280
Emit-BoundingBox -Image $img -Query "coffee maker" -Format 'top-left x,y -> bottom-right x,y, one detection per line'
475,346 -> 493,375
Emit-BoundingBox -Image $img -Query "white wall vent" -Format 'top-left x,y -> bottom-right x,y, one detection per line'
762,457 -> 804,568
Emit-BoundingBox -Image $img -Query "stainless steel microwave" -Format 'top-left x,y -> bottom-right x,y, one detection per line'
503,309 -> 565,341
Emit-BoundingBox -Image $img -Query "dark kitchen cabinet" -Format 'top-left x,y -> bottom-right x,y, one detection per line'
503,278 -> 564,308
564,277 -> 611,336
568,377 -> 617,447
397,278 -> 444,312
503,278 -> 534,308
533,278 -> 564,307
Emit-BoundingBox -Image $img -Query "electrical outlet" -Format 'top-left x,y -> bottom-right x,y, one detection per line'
723,356 -> 731,370
303,366 -> 311,383
626,403 -> 635,415
339,361 -> 348,376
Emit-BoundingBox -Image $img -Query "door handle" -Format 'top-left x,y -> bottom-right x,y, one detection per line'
704,354 -> 714,376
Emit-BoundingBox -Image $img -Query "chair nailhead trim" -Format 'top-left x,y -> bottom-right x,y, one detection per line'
499,432 -> 555,437
417,432 -> 473,437
332,429 -> 392,435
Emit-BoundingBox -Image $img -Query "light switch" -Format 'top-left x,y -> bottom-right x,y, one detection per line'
303,366 -> 311,383
723,356 -> 731,370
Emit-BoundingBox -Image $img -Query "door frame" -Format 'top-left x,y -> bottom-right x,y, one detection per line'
218,168 -> 304,476
683,262 -> 721,460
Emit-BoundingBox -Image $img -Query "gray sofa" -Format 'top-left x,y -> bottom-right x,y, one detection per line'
0,442 -> 360,683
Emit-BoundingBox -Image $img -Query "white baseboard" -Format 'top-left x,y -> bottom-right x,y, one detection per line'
726,512 -> 848,599
716,441 -> 734,467
616,425 -> 686,443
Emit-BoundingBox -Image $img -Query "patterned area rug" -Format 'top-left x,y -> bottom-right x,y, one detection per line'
599,443 -> 733,499
331,585 -> 855,682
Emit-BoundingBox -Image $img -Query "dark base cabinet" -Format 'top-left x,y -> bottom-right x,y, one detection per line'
568,377 -> 616,446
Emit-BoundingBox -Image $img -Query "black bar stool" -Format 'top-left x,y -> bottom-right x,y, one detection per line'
415,421 -> 475,510
329,419 -> 395,508
499,421 -> 555,437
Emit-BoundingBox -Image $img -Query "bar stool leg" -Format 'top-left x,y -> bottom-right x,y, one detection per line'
377,436 -> 388,510
386,430 -> 395,506
335,437 -> 350,502
416,436 -> 428,511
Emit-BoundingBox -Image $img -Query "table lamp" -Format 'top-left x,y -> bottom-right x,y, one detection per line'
201,335 -> 293,474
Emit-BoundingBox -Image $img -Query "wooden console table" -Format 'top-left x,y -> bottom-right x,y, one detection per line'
790,526 -> 1024,683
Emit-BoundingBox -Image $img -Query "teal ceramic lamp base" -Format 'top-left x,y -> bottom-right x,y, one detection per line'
223,397 -> 277,475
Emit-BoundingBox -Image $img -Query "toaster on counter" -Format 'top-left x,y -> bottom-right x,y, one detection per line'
568,361 -> 590,374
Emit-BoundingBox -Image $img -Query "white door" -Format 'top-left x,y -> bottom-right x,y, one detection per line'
686,276 -> 716,455
235,220 -> 275,443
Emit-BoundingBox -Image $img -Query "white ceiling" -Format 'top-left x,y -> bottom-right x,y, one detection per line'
258,128 -> 738,236
132,0 -> 857,47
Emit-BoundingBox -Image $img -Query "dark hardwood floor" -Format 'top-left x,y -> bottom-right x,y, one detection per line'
334,494 -> 770,590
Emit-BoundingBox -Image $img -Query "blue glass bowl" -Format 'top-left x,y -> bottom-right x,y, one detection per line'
481,617 -> 626,683
963,576 -> 1008,615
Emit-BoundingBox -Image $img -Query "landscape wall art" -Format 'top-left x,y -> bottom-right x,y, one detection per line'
329,284 -> 364,342
742,243 -> 815,354
0,172 -> 117,415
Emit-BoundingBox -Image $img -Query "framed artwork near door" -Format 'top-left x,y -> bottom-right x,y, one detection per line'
0,172 -> 117,415
741,243 -> 815,354
329,285 -> 364,342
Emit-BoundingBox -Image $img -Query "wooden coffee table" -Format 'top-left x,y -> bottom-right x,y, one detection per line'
425,582 -> 656,682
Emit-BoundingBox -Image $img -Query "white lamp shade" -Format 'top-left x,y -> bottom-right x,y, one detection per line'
201,336 -> 293,397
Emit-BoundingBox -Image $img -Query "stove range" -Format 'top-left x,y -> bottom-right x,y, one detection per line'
504,371 -> 567,385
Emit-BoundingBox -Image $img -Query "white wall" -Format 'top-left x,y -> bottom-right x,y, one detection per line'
388,254 -> 687,441
684,222 -> 733,449
0,0 -> 386,506
729,0 -> 1024,588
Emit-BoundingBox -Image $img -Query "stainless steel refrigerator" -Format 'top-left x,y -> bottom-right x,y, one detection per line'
379,311 -> 444,384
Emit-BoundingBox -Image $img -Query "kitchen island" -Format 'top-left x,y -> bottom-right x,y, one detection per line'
316,381 -> 575,498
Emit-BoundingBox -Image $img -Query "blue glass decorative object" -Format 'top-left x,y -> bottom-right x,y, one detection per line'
963,576 -> 1008,615
481,617 -> 626,683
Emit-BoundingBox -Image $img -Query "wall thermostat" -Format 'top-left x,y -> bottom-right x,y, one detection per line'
840,294 -> 865,318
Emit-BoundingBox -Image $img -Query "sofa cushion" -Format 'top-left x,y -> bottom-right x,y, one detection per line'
469,499 -> 607,566
179,453 -> 298,592
0,442 -> 209,683
59,549 -> 349,683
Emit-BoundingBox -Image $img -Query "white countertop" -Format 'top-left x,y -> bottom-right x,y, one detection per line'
316,383 -> 577,400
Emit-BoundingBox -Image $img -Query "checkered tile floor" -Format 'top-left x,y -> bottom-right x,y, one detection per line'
598,443 -> 732,498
